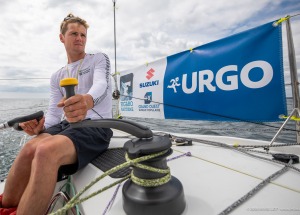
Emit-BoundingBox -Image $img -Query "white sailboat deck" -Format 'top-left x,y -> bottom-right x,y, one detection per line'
1,129 -> 299,214
65,129 -> 300,215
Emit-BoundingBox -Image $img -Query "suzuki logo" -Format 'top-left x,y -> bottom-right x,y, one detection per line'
146,68 -> 155,80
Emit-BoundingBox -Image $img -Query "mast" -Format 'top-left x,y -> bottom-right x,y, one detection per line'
286,17 -> 300,143
113,0 -> 117,78
112,0 -> 121,118
269,16 -> 300,147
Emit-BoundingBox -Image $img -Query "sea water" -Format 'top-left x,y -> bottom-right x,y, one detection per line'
0,98 -> 297,179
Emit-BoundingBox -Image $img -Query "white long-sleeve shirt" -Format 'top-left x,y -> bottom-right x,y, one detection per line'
45,53 -> 112,129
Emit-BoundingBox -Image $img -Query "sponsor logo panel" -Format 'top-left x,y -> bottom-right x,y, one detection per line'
138,92 -> 161,112
120,73 -> 134,111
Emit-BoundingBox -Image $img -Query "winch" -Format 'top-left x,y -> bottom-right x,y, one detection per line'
122,135 -> 186,215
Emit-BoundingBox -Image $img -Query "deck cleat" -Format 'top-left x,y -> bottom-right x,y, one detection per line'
272,153 -> 299,164
174,137 -> 193,146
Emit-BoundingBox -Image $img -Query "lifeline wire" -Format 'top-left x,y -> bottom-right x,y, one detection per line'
170,134 -> 300,173
0,78 -> 50,80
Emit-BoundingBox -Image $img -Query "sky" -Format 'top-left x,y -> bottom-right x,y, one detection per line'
0,0 -> 299,98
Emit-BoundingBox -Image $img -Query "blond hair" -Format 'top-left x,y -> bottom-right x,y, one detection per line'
60,13 -> 89,35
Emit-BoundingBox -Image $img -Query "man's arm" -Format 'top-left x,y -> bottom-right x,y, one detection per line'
45,72 -> 64,128
88,53 -> 111,106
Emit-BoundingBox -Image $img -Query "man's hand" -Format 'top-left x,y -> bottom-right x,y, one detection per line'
19,117 -> 45,136
57,94 -> 94,123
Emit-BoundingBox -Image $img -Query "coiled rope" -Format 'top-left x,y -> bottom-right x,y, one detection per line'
100,151 -> 191,215
49,149 -> 170,215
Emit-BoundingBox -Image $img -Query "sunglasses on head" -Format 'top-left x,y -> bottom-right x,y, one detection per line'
63,15 -> 73,21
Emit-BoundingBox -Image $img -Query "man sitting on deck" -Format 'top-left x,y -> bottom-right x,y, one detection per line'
0,13 -> 113,215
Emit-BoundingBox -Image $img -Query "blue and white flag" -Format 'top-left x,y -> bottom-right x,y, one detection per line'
119,21 -> 287,121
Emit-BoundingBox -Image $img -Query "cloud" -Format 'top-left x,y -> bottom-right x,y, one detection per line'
0,0 -> 299,96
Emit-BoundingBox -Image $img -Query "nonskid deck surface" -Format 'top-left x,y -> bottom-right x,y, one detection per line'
1,130 -> 299,214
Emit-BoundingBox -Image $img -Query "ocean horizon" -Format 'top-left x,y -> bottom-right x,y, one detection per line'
0,92 -> 50,99
0,91 -> 295,99
0,97 -> 297,180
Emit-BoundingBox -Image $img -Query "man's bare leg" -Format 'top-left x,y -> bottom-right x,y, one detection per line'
7,135 -> 77,215
2,133 -> 51,207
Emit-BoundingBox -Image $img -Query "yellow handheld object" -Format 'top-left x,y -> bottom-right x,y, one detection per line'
60,78 -> 78,87
60,78 -> 78,98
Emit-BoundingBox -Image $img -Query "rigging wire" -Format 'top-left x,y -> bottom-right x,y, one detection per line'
0,78 -> 50,80
120,94 -> 300,132
290,13 -> 300,18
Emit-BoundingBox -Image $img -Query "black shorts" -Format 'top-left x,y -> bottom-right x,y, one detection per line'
43,119 -> 113,175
